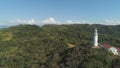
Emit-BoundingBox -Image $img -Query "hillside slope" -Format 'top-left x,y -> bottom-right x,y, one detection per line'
0,24 -> 119,68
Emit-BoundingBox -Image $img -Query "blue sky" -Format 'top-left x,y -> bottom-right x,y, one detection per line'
0,0 -> 120,26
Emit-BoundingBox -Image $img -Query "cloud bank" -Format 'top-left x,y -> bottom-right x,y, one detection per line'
0,17 -> 120,26
104,19 -> 120,25
41,17 -> 60,24
10,18 -> 36,25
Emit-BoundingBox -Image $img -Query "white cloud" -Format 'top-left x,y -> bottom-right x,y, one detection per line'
66,20 -> 73,24
7,17 -> 120,26
65,20 -> 93,25
45,17 -> 56,23
8,17 -> 94,26
0,22 -> 6,25
10,18 -> 36,25
66,20 -> 81,24
9,17 -> 61,26
42,17 -> 60,24
104,19 -> 120,25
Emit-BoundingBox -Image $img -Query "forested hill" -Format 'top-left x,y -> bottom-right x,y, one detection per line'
0,24 -> 120,68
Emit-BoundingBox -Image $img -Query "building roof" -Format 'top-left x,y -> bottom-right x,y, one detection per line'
117,48 -> 120,51
102,44 -> 112,49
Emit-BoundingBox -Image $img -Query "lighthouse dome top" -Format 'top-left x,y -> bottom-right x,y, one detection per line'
95,29 -> 97,32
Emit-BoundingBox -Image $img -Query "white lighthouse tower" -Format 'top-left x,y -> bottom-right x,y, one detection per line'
93,29 -> 99,47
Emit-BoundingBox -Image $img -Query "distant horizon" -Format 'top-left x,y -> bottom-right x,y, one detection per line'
1,0 -> 120,26
1,23 -> 120,29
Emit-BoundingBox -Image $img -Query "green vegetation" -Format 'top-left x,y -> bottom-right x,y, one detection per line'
0,24 -> 119,68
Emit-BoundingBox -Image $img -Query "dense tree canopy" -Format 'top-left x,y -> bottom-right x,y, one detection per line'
0,24 -> 119,68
